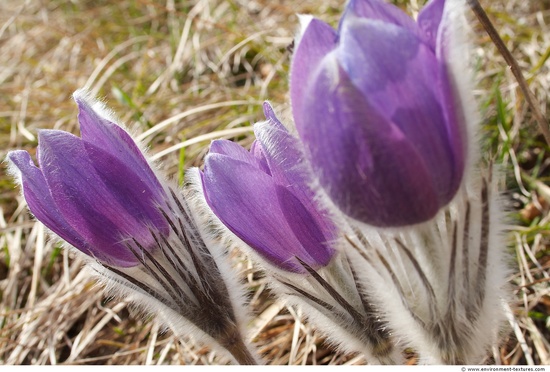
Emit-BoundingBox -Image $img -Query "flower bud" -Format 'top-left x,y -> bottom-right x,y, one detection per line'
291,0 -> 466,227
8,92 -> 168,266
201,103 -> 336,273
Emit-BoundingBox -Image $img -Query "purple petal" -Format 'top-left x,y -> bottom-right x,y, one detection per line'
343,0 -> 416,27
297,59 -> 440,226
74,95 -> 165,202
209,139 -> 257,166
417,0 -> 446,50
37,130 -> 155,266
274,184 -> 334,267
338,18 -> 459,201
83,140 -> 169,233
202,153 -> 333,272
337,18 -> 431,102
253,102 -> 289,176
7,150 -> 89,252
291,19 -> 337,126
253,121 -> 304,189
254,121 -> 337,240
342,0 -> 420,35
249,140 -> 271,175
262,102 -> 286,131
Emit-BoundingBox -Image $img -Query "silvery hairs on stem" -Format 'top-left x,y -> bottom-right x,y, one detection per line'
7,90 -> 260,365
91,183 -> 260,365
343,167 -> 510,364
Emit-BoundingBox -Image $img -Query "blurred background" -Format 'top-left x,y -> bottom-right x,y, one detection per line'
0,0 -> 548,365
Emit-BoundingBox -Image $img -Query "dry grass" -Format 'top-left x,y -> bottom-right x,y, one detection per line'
0,0 -> 548,365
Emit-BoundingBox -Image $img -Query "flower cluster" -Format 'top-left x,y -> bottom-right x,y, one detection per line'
7,0 -> 508,366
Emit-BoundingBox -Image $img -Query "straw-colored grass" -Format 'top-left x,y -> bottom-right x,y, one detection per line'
0,0 -> 548,365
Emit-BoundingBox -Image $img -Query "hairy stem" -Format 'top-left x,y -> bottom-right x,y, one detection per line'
219,327 -> 258,365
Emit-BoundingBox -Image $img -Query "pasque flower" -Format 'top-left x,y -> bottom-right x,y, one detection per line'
201,103 -> 337,273
8,91 -> 260,364
286,0 -> 508,364
8,92 -> 168,266
291,0 -> 467,227
200,104 -> 405,364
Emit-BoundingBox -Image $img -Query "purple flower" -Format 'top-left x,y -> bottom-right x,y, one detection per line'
291,0 -> 466,227
7,92 -> 168,267
201,103 -> 336,273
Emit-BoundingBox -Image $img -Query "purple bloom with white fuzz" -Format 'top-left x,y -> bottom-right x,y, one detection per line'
8,92 -> 168,267
201,103 -> 337,273
8,92 -> 261,364
291,0 -> 466,227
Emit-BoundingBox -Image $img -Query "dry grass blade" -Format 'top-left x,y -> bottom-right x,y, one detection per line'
467,0 -> 550,146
